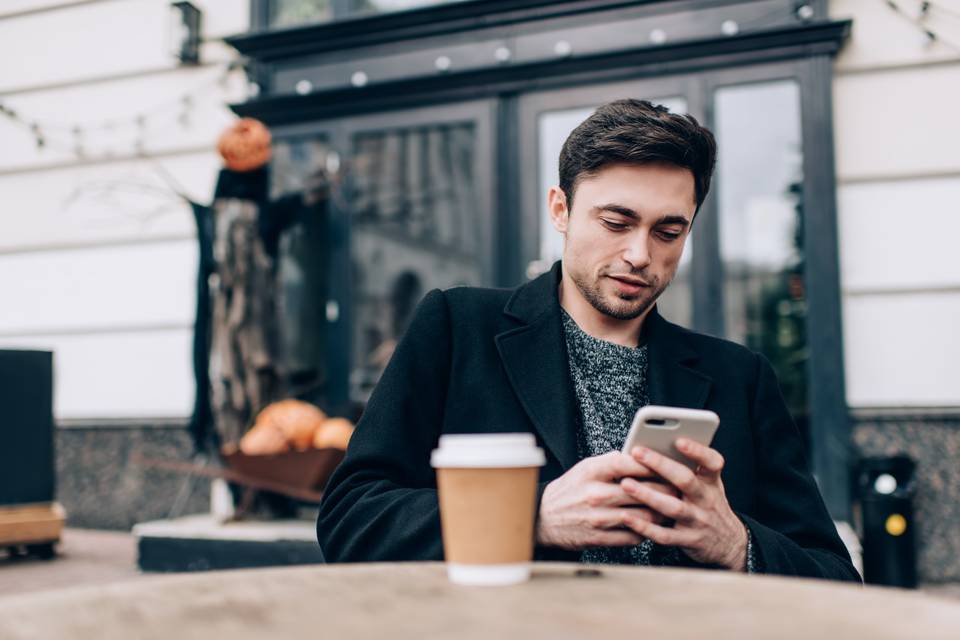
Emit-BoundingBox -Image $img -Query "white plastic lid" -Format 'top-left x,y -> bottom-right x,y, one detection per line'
430,433 -> 546,469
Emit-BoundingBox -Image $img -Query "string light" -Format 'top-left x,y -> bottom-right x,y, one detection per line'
0,60 -> 247,160
30,123 -> 44,149
178,95 -> 193,128
72,125 -> 84,158
883,0 -> 960,51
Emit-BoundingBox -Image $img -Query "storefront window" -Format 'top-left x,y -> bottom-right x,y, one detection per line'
349,0 -> 470,17
715,79 -> 808,444
348,123 -> 483,402
270,137 -> 333,399
269,0 -> 332,27
267,0 -> 469,28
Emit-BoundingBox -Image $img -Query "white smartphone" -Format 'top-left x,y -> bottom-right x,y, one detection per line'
621,405 -> 720,471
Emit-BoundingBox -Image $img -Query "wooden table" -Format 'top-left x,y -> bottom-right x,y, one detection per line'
0,562 -> 956,639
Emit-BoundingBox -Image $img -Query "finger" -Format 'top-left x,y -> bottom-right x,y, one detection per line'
630,447 -> 703,500
612,481 -> 680,506
587,507 -> 657,529
639,480 -> 681,500
592,451 -> 656,482
675,438 -> 725,476
585,484 -> 644,509
622,515 -> 696,548
621,477 -> 696,523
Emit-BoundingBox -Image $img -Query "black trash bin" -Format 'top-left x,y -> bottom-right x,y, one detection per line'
855,455 -> 918,588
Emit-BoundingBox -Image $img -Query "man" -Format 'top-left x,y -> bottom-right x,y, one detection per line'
317,99 -> 860,581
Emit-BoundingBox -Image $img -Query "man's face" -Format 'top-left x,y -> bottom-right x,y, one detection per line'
549,163 -> 696,320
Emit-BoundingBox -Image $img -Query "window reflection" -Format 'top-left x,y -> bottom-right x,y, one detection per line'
348,123 -> 483,402
269,0 -> 332,27
535,98 -> 692,327
270,138 -> 333,400
715,80 -> 809,450
349,0 -> 471,17
268,0 -> 469,27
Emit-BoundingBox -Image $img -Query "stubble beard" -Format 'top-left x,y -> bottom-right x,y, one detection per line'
570,267 -> 671,321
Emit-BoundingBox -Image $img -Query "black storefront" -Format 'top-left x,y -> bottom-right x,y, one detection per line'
227,0 -> 852,517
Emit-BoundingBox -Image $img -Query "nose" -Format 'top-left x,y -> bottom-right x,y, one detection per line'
621,230 -> 652,271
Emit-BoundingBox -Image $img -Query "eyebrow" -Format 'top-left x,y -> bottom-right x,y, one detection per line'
592,204 -> 691,228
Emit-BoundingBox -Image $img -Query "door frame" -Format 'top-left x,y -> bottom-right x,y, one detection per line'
513,59 -> 850,518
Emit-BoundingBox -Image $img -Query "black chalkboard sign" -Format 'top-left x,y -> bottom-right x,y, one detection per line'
0,350 -> 55,506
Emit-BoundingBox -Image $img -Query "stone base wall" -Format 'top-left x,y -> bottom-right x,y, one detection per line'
56,424 -> 210,531
852,411 -> 960,583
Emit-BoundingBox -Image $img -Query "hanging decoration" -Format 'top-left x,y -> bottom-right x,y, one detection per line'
883,0 -> 960,51
216,117 -> 273,172
0,59 -> 250,160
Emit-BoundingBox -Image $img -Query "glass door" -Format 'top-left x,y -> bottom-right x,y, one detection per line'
517,64 -> 815,459
335,101 -> 495,410
270,100 -> 494,415
706,65 -> 811,454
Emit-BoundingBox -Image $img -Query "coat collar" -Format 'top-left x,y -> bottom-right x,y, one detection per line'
496,261 -> 713,471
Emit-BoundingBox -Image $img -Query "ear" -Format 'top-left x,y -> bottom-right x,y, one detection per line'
547,186 -> 569,233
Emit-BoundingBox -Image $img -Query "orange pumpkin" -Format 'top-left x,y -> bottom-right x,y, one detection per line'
217,118 -> 272,172
238,423 -> 289,455
253,399 -> 327,451
313,417 -> 355,450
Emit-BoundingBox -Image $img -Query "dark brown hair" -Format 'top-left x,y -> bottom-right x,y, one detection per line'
558,98 -> 717,212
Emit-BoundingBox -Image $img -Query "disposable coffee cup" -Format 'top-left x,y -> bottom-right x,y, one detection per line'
431,433 -> 546,586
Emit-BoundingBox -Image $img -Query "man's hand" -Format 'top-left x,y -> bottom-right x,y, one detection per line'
536,451 -> 680,550
619,439 -> 749,571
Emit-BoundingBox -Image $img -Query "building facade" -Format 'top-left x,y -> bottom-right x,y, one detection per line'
1,0 -> 957,581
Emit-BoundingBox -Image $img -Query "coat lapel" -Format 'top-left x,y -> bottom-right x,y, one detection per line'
494,262 -> 715,471
645,309 -> 713,411
495,264 -> 580,471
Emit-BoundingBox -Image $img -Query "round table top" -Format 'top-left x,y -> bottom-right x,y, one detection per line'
0,562 -> 956,639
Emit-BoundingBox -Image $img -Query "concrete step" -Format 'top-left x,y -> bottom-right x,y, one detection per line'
133,514 -> 324,572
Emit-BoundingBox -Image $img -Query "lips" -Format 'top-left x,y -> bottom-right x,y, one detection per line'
606,275 -> 651,296
607,275 -> 651,287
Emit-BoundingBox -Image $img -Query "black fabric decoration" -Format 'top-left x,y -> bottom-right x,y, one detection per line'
187,201 -> 216,452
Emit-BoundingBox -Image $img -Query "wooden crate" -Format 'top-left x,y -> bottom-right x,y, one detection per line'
221,448 -> 345,492
0,502 -> 65,546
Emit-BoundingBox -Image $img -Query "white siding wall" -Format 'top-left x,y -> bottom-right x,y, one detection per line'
0,0 -> 249,419
831,0 -> 960,408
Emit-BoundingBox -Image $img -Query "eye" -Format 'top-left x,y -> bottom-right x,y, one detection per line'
656,229 -> 683,241
600,219 -> 629,232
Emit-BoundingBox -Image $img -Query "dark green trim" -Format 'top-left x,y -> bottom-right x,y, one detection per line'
230,20 -> 851,125
240,0 -> 666,57
799,54 -> 851,520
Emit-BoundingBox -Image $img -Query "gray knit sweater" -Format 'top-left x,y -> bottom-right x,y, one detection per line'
561,308 -> 756,571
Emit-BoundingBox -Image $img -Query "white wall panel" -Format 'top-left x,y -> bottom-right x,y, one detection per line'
0,1 -> 248,422
838,177 -> 960,291
0,151 -> 221,250
830,0 -> 960,72
0,1 -> 92,18
0,328 -> 194,419
833,64 -> 960,181
0,239 -> 197,334
0,0 -> 171,92
843,292 -> 960,407
0,2 -> 247,92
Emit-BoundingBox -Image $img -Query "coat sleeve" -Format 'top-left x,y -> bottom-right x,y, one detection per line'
316,289 -> 451,562
739,353 -> 862,582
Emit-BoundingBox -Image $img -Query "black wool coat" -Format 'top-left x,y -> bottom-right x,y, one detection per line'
317,262 -> 861,582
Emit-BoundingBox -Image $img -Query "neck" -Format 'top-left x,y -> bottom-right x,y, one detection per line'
558,266 -> 653,348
